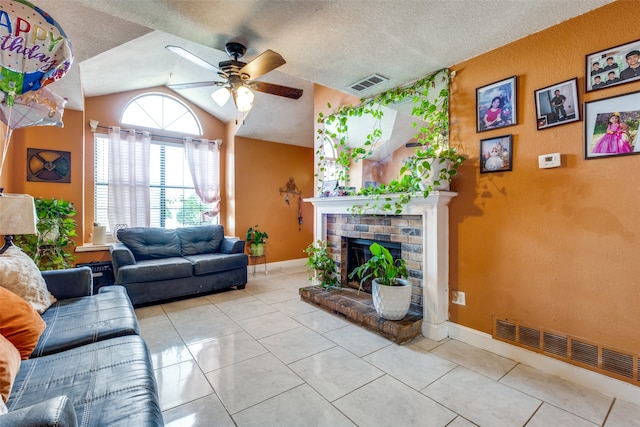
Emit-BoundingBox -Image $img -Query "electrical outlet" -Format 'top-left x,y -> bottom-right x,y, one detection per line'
452,290 -> 466,306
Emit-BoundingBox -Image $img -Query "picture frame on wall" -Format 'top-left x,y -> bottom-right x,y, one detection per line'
476,76 -> 517,133
480,134 -> 513,173
586,38 -> 640,92
534,78 -> 579,130
26,148 -> 71,183
584,90 -> 640,159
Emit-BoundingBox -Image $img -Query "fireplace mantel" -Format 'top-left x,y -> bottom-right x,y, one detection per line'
304,192 -> 457,341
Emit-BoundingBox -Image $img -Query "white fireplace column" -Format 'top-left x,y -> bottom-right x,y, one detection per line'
304,192 -> 457,341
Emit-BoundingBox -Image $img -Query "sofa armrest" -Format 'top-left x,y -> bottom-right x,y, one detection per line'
42,267 -> 92,299
221,238 -> 245,254
0,396 -> 77,426
110,243 -> 137,272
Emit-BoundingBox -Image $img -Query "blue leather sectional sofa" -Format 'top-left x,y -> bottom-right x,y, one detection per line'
110,225 -> 248,306
1,267 -> 163,426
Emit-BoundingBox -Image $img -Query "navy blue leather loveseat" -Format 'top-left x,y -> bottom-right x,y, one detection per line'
110,225 -> 248,306
1,267 -> 163,426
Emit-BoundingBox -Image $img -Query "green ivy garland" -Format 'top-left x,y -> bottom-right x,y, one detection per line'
315,68 -> 465,214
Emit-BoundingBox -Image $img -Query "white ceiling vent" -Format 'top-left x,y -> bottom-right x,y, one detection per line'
349,74 -> 388,92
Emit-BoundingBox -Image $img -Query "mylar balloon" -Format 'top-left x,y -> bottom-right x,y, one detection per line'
0,0 -> 73,105
0,86 -> 66,128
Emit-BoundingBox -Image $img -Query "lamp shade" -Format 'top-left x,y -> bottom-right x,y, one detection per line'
235,86 -> 254,112
0,194 -> 38,235
211,87 -> 230,106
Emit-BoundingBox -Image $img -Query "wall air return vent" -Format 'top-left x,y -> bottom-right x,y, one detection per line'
493,315 -> 638,386
349,74 -> 389,92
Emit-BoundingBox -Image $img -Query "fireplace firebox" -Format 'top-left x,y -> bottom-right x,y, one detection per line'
346,238 -> 402,293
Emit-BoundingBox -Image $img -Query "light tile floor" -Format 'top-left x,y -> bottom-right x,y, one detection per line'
135,266 -> 640,427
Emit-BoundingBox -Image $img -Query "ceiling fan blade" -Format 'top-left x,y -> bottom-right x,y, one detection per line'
250,81 -> 303,99
168,81 -> 224,90
239,49 -> 286,80
165,45 -> 224,75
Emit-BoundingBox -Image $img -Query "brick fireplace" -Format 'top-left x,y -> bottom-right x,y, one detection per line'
304,193 -> 456,341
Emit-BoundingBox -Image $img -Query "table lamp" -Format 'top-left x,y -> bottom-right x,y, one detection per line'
0,192 -> 38,254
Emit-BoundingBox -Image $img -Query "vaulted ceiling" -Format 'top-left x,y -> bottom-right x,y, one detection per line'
44,0 -> 613,147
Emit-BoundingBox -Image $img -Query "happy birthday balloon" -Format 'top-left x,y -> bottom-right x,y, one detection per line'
0,86 -> 66,129
0,0 -> 73,105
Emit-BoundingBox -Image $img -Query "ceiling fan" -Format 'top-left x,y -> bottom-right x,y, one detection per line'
166,42 -> 303,112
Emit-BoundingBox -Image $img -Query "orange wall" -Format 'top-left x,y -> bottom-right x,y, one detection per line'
448,0 -> 639,352
234,136 -> 314,262
7,109 -> 95,263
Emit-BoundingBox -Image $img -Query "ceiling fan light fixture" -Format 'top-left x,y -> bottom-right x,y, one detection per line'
212,87 -> 230,106
235,85 -> 254,112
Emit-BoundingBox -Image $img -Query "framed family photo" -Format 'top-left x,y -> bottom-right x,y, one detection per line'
584,90 -> 640,159
534,78 -> 579,130
480,134 -> 513,173
586,38 -> 640,92
476,76 -> 517,133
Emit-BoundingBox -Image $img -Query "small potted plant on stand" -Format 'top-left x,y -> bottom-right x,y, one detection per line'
305,240 -> 339,289
349,242 -> 411,320
245,225 -> 269,256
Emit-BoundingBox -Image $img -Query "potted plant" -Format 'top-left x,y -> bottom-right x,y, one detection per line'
14,197 -> 77,270
245,225 -> 269,256
305,240 -> 339,289
348,242 -> 412,320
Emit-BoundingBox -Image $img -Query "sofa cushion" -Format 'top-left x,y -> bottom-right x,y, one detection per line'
7,335 -> 163,426
0,334 -> 20,404
0,246 -> 56,314
116,257 -> 193,284
176,224 -> 224,255
186,253 -> 248,276
31,286 -> 139,358
0,287 -> 46,359
118,227 -> 182,260
0,396 -> 77,426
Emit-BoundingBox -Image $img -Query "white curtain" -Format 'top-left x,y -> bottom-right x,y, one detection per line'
107,127 -> 151,228
184,137 -> 221,219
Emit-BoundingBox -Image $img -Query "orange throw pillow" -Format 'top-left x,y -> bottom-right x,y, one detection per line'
0,334 -> 20,404
0,287 -> 46,359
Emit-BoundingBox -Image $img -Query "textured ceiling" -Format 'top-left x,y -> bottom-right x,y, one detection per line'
43,0 -> 613,147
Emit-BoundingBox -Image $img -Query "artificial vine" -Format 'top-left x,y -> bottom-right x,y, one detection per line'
315,69 -> 465,213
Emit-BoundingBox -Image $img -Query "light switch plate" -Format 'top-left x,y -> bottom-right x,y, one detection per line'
538,153 -> 561,168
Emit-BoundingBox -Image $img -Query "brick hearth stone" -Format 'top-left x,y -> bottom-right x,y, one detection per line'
299,286 -> 423,344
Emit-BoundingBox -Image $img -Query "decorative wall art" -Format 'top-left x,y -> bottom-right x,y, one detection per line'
480,134 -> 513,174
584,91 -> 640,159
26,148 -> 71,183
534,78 -> 579,130
586,38 -> 640,92
476,76 -> 517,133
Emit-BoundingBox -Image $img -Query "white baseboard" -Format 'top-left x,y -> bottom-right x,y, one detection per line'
448,323 -> 640,403
248,258 -> 306,275
422,320 -> 450,341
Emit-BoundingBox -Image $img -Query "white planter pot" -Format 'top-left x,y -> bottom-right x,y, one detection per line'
421,158 -> 451,191
371,278 -> 412,320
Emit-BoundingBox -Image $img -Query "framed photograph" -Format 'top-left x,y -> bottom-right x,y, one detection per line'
584,91 -> 640,159
586,39 -> 640,92
320,179 -> 338,195
480,134 -> 513,173
476,76 -> 517,133
534,78 -> 579,130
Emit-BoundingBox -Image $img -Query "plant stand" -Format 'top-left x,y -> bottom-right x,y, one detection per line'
248,254 -> 267,276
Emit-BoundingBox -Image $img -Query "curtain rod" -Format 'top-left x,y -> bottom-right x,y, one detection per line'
89,121 -> 221,145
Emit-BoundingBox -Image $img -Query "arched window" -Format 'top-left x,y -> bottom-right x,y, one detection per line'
94,94 -> 218,233
121,93 -> 202,135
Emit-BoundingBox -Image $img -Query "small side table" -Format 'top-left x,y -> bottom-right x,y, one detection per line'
248,254 -> 267,276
